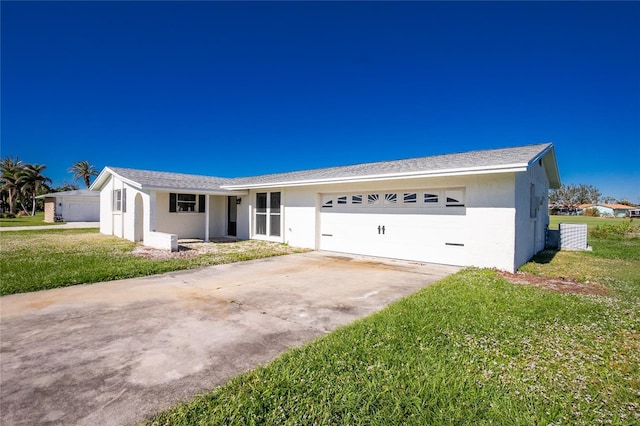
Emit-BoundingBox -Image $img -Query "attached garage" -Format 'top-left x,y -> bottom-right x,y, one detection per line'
224,143 -> 560,272
319,189 -> 467,265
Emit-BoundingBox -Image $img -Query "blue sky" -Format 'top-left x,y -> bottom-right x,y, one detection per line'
2,1 -> 639,202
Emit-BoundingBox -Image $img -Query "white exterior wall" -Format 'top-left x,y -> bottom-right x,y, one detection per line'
99,177 -> 114,236
121,182 -> 139,241
98,175 -> 149,242
236,199 -> 250,240
154,192 -> 206,239
248,173 -> 521,271
464,174 -> 516,271
514,160 -> 550,269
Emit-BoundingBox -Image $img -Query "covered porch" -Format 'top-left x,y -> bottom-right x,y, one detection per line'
140,191 -> 248,251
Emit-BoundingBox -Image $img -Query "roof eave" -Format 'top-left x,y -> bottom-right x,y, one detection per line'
141,185 -> 247,195
530,144 -> 561,189
90,167 -> 143,191
222,164 -> 529,190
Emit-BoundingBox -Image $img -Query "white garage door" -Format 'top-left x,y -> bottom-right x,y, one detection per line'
62,200 -> 100,222
319,189 -> 467,266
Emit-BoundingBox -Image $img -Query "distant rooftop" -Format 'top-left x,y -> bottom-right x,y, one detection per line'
36,189 -> 99,199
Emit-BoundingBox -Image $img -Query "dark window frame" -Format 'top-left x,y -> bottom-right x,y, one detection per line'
169,193 -> 206,213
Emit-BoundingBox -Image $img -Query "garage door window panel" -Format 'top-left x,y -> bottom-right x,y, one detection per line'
403,193 -> 417,204
384,193 -> 398,204
445,189 -> 465,207
321,188 -> 465,212
322,195 -> 333,209
424,193 -> 439,204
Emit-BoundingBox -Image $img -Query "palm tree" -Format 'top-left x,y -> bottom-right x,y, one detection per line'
69,161 -> 98,188
0,157 -> 24,214
18,164 -> 52,216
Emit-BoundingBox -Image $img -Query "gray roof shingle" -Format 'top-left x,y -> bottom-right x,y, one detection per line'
101,143 -> 556,191
107,167 -> 233,192
225,143 -> 554,188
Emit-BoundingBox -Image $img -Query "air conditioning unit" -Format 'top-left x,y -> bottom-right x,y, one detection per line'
559,223 -> 592,251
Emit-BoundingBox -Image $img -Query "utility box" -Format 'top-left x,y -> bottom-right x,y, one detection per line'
546,228 -> 560,249
559,223 -> 591,251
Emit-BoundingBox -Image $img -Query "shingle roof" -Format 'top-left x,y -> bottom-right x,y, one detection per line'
225,143 -> 556,188
36,189 -> 99,199
94,143 -> 558,192
106,167 -> 234,192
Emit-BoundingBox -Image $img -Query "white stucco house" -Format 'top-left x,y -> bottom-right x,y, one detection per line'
91,143 -> 560,272
36,189 -> 100,223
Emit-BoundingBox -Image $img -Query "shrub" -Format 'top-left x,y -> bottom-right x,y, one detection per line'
17,211 -> 29,217
0,213 -> 4,219
4,213 -> 16,219
583,207 -> 600,217
591,220 -> 639,238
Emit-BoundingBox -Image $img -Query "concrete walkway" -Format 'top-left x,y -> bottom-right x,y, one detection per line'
0,252 -> 459,426
0,222 -> 99,231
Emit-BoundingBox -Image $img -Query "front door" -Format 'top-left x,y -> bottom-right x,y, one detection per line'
227,196 -> 237,236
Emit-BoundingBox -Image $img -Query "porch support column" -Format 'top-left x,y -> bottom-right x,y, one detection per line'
204,194 -> 210,242
149,190 -> 157,232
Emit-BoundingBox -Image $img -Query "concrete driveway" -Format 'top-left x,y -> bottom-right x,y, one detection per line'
0,252 -> 459,425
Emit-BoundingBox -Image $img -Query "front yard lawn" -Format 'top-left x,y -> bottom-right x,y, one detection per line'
0,229 -> 305,296
150,227 -> 640,425
548,214 -> 634,229
0,211 -> 64,227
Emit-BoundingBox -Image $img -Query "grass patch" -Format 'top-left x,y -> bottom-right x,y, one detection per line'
549,215 -> 634,230
0,211 -> 63,227
0,229 -> 305,296
150,235 -> 640,425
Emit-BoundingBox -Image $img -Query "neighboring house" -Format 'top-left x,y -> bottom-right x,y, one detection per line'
91,143 -> 560,272
37,189 -> 100,222
579,203 -> 636,218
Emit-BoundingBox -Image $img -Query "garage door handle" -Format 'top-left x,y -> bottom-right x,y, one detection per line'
382,225 -> 385,235
377,225 -> 381,235
377,225 -> 386,235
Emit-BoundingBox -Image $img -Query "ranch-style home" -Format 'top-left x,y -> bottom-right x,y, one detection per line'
91,143 -> 560,272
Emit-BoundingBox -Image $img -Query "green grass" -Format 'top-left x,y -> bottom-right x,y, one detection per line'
549,214 -> 634,230
150,230 -> 640,425
0,211 -> 64,227
0,229 -> 304,295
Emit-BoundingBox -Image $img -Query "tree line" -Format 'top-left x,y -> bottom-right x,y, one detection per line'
549,183 -> 636,214
2,159 -> 634,216
0,158 -> 98,215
